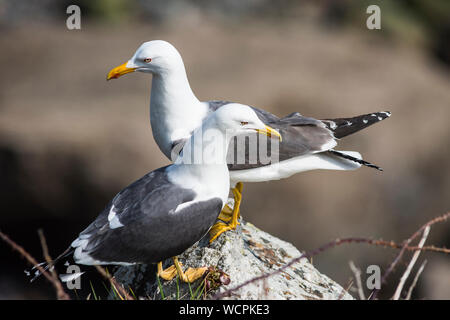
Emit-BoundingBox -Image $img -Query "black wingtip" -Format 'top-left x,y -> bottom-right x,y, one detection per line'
381,111 -> 392,118
369,164 -> 384,172
322,110 -> 392,139
329,150 -> 384,172
359,161 -> 383,172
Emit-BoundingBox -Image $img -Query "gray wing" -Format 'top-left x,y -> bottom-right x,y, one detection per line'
206,101 -> 335,170
75,166 -> 223,264
171,101 -> 389,171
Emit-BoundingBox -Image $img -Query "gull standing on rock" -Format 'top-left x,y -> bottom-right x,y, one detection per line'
33,104 -> 282,283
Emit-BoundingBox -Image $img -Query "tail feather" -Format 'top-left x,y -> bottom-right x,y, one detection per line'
28,247 -> 73,282
328,150 -> 383,171
322,111 -> 391,139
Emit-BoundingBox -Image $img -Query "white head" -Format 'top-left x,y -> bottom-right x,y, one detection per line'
212,103 -> 281,139
107,40 -> 183,79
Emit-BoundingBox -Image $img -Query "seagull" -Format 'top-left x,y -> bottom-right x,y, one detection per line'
32,104 -> 281,283
107,40 -> 391,242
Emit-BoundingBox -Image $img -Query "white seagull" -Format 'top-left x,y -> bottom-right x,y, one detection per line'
107,40 -> 390,242
33,104 -> 281,283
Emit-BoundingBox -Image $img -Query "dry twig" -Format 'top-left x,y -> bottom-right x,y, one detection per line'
349,261 -> 365,300
405,260 -> 427,300
392,226 -> 430,300
338,278 -> 353,300
0,229 -> 70,300
37,229 -> 70,300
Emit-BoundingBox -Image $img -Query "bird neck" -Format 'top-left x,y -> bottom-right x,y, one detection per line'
168,119 -> 231,201
176,117 -> 231,168
151,65 -> 199,109
149,63 -> 208,158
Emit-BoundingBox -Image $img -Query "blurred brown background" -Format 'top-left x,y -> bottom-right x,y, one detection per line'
0,0 -> 449,299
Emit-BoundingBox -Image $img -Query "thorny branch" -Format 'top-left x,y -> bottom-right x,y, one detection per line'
214,212 -> 450,300
370,212 -> 450,300
213,237 -> 381,299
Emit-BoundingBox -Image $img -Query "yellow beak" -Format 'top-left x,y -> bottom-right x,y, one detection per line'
256,126 -> 282,142
107,62 -> 137,80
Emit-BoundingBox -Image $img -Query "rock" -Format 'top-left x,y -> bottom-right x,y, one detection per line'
112,211 -> 354,300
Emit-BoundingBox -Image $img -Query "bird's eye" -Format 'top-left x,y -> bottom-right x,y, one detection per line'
240,121 -> 248,126
144,58 -> 152,63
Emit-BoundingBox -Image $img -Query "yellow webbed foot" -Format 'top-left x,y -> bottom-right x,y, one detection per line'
157,262 -> 178,281
172,257 -> 207,283
217,204 -> 233,222
182,267 -> 208,283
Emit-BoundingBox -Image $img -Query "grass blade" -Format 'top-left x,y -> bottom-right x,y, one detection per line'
156,275 -> 165,300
